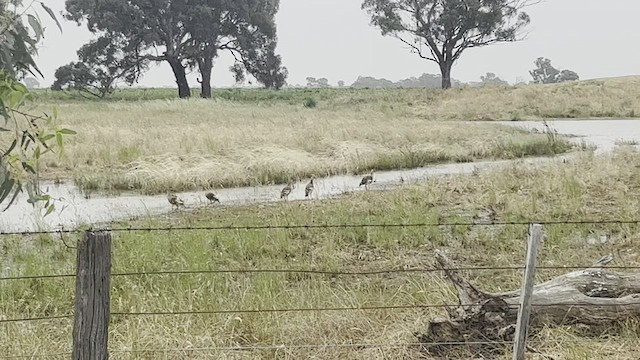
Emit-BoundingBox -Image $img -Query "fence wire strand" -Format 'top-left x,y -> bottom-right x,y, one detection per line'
3,218 -> 640,236
4,300 -> 640,325
3,220 -> 640,357
107,302 -> 640,318
3,264 -> 640,283
0,315 -> 72,324
0,353 -> 72,359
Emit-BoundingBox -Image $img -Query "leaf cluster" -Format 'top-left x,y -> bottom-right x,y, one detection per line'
1,2 -> 74,213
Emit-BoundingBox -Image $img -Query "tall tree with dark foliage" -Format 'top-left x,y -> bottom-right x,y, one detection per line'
362,0 -> 536,89
65,0 -> 286,98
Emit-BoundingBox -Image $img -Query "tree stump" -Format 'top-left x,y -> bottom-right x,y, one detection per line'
414,250 -> 640,358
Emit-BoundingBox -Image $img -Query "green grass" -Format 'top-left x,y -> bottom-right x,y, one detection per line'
3,147 -> 640,358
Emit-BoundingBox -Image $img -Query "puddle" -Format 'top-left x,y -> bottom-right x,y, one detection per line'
497,119 -> 640,154
1,119 -> 639,233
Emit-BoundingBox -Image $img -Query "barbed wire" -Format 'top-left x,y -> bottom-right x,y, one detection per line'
2,220 -> 638,357
4,300 -> 640,325
0,273 -> 75,281
102,219 -> 640,232
108,301 -> 640,317
104,337 -> 640,352
2,264 -> 640,283
0,315 -> 72,324
107,304 -> 464,317
0,353 -> 71,359
3,218 -> 640,236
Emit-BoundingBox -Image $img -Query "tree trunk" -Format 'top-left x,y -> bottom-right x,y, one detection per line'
167,57 -> 191,99
415,251 -> 640,358
198,56 -> 213,99
439,61 -> 453,89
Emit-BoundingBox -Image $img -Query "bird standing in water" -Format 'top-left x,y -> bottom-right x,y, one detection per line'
167,192 -> 185,210
305,178 -> 314,198
359,170 -> 374,190
205,192 -> 220,204
281,183 -> 293,200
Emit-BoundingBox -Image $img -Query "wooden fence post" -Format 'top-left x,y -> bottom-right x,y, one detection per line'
73,230 -> 112,360
512,224 -> 543,360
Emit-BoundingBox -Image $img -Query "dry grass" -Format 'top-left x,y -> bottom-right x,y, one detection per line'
25,76 -> 640,194
408,75 -> 640,121
3,147 -> 640,359
28,98 -> 570,194
35,76 -> 640,122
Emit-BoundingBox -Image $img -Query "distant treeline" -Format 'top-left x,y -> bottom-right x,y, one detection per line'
349,73 -> 463,89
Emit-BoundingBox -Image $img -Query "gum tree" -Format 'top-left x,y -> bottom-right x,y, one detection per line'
226,18 -> 288,90
52,35 -> 148,98
65,0 -> 194,98
362,0 -> 536,89
173,0 -> 287,96
529,57 -> 580,84
1,1 -> 74,212
65,0 -> 287,98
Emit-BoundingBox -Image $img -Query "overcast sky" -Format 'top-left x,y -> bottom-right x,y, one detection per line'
34,0 -> 640,88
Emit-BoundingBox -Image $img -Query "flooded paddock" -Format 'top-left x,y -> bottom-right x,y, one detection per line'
2,119 -> 639,233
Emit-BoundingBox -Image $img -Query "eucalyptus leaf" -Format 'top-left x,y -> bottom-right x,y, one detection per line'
40,2 -> 63,33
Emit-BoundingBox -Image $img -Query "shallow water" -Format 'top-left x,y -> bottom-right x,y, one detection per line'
1,119 -> 638,233
498,119 -> 640,154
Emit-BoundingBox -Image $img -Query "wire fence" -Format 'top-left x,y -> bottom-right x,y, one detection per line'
1,220 -> 640,358
3,217 -> 640,236
2,264 -> 640,283
4,300 -> 640,325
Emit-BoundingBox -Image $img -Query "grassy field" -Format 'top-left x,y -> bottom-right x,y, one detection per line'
30,75 -> 640,194
2,147 -> 640,359
33,75 -> 640,121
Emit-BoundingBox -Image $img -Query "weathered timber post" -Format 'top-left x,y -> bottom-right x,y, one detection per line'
73,230 -> 112,360
512,224 -> 543,360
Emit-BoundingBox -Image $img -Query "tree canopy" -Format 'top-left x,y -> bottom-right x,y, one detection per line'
52,35 -> 147,98
306,77 -> 330,88
362,0 -> 535,89
529,57 -> 579,84
480,72 -> 509,86
63,0 -> 287,98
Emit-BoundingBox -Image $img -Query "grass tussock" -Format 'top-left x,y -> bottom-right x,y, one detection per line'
23,97 -> 572,194
3,147 -> 640,358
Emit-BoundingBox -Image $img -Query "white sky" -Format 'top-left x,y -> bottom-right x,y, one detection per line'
34,0 -> 640,87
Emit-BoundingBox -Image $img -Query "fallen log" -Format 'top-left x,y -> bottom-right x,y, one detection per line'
414,251 -> 640,358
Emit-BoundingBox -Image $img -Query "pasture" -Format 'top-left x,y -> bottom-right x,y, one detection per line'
27,76 -> 640,194
2,77 -> 640,359
3,147 -> 640,358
